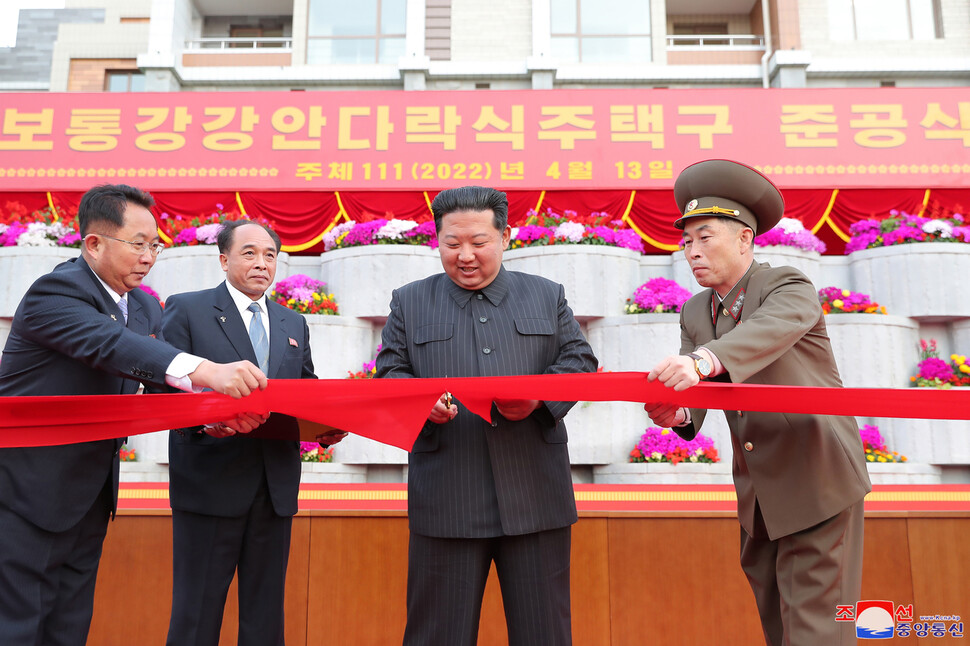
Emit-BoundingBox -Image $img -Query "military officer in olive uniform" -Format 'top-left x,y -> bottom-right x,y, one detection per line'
644,159 -> 871,646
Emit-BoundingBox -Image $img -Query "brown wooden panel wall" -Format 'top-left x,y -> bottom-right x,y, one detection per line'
88,513 -> 970,645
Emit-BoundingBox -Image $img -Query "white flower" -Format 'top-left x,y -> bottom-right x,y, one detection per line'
922,219 -> 953,237
553,221 -> 586,242
17,222 -> 67,247
510,227 -> 519,239
376,219 -> 418,240
689,455 -> 698,463
775,217 -> 806,234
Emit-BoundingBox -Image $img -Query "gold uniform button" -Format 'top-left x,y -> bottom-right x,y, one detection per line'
723,308 -> 730,317
743,441 -> 754,452
738,410 -> 743,417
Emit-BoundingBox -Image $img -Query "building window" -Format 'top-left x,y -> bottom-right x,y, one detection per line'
104,71 -> 145,92
830,0 -> 941,40
307,0 -> 406,64
550,0 -> 652,63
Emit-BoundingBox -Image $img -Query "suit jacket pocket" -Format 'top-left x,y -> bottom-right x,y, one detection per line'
514,317 -> 555,336
411,422 -> 440,452
542,420 -> 568,444
414,323 -> 455,345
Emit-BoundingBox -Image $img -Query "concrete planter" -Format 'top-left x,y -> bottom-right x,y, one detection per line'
848,243 -> 970,318
144,245 -> 290,301
869,391 -> 970,465
825,314 -> 920,388
126,431 -> 171,465
304,315 -> 378,379
300,462 -> 368,483
319,245 -> 440,320
865,462 -> 941,485
564,401 -> 646,465
119,461 -> 170,483
503,245 -> 641,320
586,314 -> 682,372
593,461 -> 733,485
0,246 -> 78,316
332,434 -> 409,465
672,245 -> 821,295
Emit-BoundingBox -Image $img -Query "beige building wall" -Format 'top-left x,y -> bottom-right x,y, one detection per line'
450,0 -> 532,61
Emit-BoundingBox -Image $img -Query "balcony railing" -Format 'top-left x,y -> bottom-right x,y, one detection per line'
185,37 -> 293,50
666,34 -> 765,49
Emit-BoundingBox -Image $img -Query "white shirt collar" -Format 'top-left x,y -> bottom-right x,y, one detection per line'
225,279 -> 268,319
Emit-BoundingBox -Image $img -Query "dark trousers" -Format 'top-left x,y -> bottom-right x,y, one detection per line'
0,481 -> 111,646
740,499 -> 865,646
166,478 -> 292,646
403,526 -> 572,646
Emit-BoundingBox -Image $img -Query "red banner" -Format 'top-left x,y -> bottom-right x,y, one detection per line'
1,88 -> 968,191
2,373 -> 968,452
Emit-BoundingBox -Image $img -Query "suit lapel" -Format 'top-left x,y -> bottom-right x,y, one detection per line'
265,301 -> 290,378
126,294 -> 148,332
213,282 -> 258,364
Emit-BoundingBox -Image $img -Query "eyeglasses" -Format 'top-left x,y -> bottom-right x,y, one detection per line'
91,234 -> 165,256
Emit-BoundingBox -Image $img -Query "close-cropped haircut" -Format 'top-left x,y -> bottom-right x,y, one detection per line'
77,184 -> 155,236
431,186 -> 509,234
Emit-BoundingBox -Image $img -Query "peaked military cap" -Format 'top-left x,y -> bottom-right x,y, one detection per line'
673,159 -> 785,235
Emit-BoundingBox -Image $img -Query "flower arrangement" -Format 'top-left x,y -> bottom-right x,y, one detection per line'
347,345 -> 381,379
0,203 -> 81,248
859,425 -> 906,463
818,286 -> 887,315
509,208 -> 645,253
844,209 -> 969,254
323,219 -> 438,251
270,274 -> 339,315
625,277 -> 693,314
629,427 -> 720,464
300,441 -> 334,463
754,217 -> 827,253
161,203 -> 273,247
911,339 -> 970,388
119,444 -> 137,462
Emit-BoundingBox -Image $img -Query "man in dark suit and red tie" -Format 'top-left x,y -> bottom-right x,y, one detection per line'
160,220 -> 344,646
376,185 -> 598,646
0,184 -> 268,646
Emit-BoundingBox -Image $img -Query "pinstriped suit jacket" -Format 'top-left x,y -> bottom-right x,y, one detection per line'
376,266 -> 598,538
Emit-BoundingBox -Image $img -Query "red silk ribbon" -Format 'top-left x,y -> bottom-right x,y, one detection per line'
1,372 -> 967,451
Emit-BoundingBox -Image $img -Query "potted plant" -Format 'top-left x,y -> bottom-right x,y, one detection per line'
819,286 -> 918,389
502,208 -> 644,320
0,203 -> 82,317
593,426 -> 731,484
270,274 -> 375,380
319,218 -> 441,320
846,209 -> 970,318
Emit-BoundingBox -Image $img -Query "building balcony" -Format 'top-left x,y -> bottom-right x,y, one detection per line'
182,37 -> 292,67
666,34 -> 766,65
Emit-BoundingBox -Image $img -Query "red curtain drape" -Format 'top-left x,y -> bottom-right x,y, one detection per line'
4,188 -> 968,256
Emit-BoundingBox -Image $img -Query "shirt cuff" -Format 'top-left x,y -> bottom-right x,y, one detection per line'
165,353 -> 206,393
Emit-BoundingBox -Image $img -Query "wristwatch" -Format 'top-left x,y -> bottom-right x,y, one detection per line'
687,352 -> 713,380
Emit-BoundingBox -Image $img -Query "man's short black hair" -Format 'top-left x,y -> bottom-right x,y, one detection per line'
431,186 -> 509,234
77,184 -> 155,236
217,219 -> 282,254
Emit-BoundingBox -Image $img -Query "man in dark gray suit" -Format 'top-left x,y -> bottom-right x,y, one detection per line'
376,186 -> 598,646
0,184 -> 267,646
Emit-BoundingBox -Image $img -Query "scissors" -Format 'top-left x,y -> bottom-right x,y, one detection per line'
444,374 -> 453,410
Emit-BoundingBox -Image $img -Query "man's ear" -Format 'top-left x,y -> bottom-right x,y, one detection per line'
738,226 -> 754,253
82,233 -> 100,259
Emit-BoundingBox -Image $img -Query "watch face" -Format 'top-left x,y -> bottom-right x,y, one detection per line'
698,359 -> 712,375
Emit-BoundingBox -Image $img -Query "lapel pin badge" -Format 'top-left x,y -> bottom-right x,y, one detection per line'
219,316 -> 227,323
288,337 -> 298,347
110,314 -> 117,321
